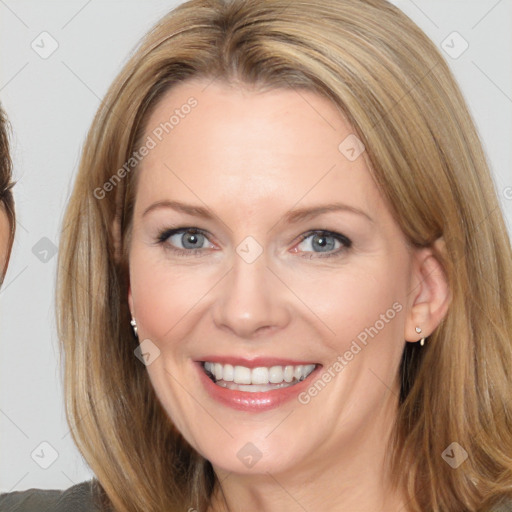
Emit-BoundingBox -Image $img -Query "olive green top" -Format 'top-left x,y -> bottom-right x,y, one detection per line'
0,480 -> 103,512
2,480 -> 512,511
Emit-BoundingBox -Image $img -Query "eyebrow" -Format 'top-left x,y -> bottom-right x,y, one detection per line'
143,200 -> 215,220
142,200 -> 373,223
284,203 -> 373,224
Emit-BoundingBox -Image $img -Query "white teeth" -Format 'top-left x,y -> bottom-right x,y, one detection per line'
306,364 -> 315,378
203,361 -> 316,386
214,363 -> 223,381
284,365 -> 294,383
216,381 -> 295,392
223,364 -> 234,382
234,365 -> 252,384
252,367 -> 269,385
269,365 -> 283,384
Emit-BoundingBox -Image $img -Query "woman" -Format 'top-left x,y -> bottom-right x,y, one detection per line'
4,0 -> 512,510
0,103 -> 15,284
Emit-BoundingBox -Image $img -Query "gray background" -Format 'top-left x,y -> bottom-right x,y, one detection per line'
0,0 -> 511,492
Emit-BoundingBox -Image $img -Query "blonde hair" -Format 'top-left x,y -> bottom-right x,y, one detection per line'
56,0 -> 512,510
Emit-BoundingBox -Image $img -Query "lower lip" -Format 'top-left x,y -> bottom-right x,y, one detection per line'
195,362 -> 321,412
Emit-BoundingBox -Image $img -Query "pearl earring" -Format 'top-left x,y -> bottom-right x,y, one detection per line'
415,326 -> 426,346
130,317 -> 138,338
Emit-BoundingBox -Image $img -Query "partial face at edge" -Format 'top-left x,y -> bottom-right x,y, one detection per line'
0,203 -> 11,283
126,78 -> 420,476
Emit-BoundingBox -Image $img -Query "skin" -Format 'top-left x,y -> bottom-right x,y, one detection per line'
127,78 -> 450,511
0,203 -> 11,283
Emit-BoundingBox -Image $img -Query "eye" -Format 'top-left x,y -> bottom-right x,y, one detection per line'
157,227 -> 215,256
294,230 -> 352,259
155,227 -> 352,259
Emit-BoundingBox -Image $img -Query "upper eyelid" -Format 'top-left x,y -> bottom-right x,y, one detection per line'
158,227 -> 214,246
159,227 -> 351,251
298,230 -> 351,243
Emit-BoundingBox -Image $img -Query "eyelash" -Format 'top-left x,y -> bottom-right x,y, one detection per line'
156,227 -> 352,259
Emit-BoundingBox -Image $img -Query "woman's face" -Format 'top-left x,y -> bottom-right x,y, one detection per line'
128,79 -> 418,476
0,204 -> 11,280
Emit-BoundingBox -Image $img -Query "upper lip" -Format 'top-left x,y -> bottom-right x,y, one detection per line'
197,356 -> 320,368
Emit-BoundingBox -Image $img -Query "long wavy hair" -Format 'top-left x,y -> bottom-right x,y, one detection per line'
56,0 -> 512,510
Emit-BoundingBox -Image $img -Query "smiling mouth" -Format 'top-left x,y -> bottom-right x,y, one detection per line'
201,361 -> 318,393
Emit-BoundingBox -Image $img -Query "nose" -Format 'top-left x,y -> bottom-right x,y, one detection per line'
211,251 -> 292,339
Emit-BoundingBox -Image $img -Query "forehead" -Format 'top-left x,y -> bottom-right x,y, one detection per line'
134,78 -> 385,222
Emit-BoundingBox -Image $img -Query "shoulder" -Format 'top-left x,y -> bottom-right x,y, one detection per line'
487,497 -> 512,512
0,479 -> 103,512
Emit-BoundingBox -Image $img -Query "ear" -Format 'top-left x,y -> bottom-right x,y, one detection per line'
111,215 -> 134,316
128,285 -> 134,318
405,237 -> 451,343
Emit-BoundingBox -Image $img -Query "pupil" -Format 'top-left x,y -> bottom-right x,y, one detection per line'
183,231 -> 202,249
313,234 -> 334,252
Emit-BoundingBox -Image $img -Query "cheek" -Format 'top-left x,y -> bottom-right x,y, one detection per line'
291,258 -> 407,350
129,239 -> 410,359
129,248 -> 214,344
0,211 -> 10,274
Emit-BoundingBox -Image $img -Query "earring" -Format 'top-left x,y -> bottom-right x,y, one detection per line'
415,326 -> 426,346
130,317 -> 138,338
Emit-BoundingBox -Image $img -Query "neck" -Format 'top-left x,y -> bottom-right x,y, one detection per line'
207,390 -> 407,512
